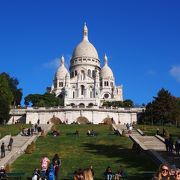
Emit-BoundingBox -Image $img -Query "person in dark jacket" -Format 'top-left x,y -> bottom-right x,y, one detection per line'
52,154 -> 61,180
1,143 -> 5,158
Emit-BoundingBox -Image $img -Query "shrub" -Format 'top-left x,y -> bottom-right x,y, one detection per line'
5,164 -> 11,172
50,116 -> 62,124
122,130 -> 126,137
25,141 -> 36,154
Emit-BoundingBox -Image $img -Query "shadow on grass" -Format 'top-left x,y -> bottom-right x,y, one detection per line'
81,142 -> 157,178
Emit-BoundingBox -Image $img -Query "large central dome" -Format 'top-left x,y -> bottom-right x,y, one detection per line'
72,23 -> 99,60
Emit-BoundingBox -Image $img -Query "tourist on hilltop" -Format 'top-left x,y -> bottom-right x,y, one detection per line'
1,142 -> 5,158
152,163 -> 171,180
156,128 -> 160,135
175,169 -> 180,180
32,168 -> 41,180
34,123 -> 38,132
169,135 -> 174,153
87,130 -> 91,136
165,137 -> 169,152
7,136 -> 13,151
114,165 -> 127,180
40,156 -> 50,179
52,153 -> 61,180
73,168 -> 84,180
0,166 -> 7,179
104,166 -> 114,180
47,164 -> 55,180
175,137 -> 180,155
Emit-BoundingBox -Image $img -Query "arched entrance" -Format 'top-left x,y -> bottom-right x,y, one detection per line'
79,103 -> 85,108
88,103 -> 94,108
76,116 -> 90,124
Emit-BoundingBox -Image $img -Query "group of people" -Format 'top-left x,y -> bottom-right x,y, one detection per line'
104,166 -> 127,180
125,123 -> 133,134
1,137 -> 13,158
87,129 -> 97,136
152,163 -> 180,180
32,154 -> 61,180
165,135 -> 180,155
21,124 -> 42,136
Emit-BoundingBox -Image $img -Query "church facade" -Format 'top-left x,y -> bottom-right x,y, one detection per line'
8,24 -> 144,125
49,24 -> 123,107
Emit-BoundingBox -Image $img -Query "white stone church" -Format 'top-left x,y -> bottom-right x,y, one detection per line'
9,24 -> 143,125
49,23 -> 123,107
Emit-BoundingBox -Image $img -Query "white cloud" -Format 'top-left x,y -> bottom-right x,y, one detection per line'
42,54 -> 72,69
170,65 -> 180,82
42,58 -> 60,69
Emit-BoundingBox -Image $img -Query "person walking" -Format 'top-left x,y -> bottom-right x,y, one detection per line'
1,142 -> 5,158
169,135 -> 174,153
165,137 -> 169,152
8,137 -> 13,151
52,154 -> 61,180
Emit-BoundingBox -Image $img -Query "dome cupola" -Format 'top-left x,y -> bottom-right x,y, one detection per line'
55,56 -> 69,79
100,54 -> 114,79
72,23 -> 99,60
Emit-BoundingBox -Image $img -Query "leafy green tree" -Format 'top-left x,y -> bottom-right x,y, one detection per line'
102,99 -> 134,108
123,99 -> 134,107
0,73 -> 14,123
24,93 -> 64,107
144,88 -> 178,125
1,72 -> 22,106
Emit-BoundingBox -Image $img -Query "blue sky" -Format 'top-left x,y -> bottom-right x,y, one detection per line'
0,0 -> 179,105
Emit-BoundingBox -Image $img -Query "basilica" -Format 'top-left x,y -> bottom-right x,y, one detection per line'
49,23 -> 123,107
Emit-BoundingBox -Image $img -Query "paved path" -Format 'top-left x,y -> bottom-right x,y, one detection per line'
114,124 -> 180,168
0,124 -> 52,167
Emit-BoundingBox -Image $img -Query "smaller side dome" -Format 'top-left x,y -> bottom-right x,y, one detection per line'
55,56 -> 69,79
100,54 -> 114,79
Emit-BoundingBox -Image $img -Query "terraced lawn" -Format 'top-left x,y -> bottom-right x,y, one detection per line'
11,124 -> 158,179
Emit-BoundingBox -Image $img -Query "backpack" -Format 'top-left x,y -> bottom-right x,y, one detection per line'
48,165 -> 55,180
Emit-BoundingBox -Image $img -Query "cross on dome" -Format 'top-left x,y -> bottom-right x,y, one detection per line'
60,56 -> 65,66
83,22 -> 88,41
104,54 -> 108,65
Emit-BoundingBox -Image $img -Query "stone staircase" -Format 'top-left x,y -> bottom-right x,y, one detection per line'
114,124 -> 180,168
0,124 -> 52,167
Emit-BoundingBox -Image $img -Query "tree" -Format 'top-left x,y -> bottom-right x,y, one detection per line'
123,99 -> 134,107
0,73 -> 14,123
24,93 -> 64,107
1,72 -> 22,106
144,88 -> 178,125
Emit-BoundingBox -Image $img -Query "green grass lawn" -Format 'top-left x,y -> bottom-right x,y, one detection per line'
135,124 -> 180,138
0,124 -> 31,138
11,124 -> 157,179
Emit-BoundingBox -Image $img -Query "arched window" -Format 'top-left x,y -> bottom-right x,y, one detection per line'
75,70 -> 77,76
81,70 -> 85,80
88,69 -> 91,77
59,82 -> 63,87
81,85 -> 85,95
104,93 -> 109,99
92,70 -> 95,78
73,91 -> 75,98
90,91 -> 93,98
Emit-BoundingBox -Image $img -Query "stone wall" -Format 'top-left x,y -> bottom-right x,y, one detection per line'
9,107 -> 143,125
